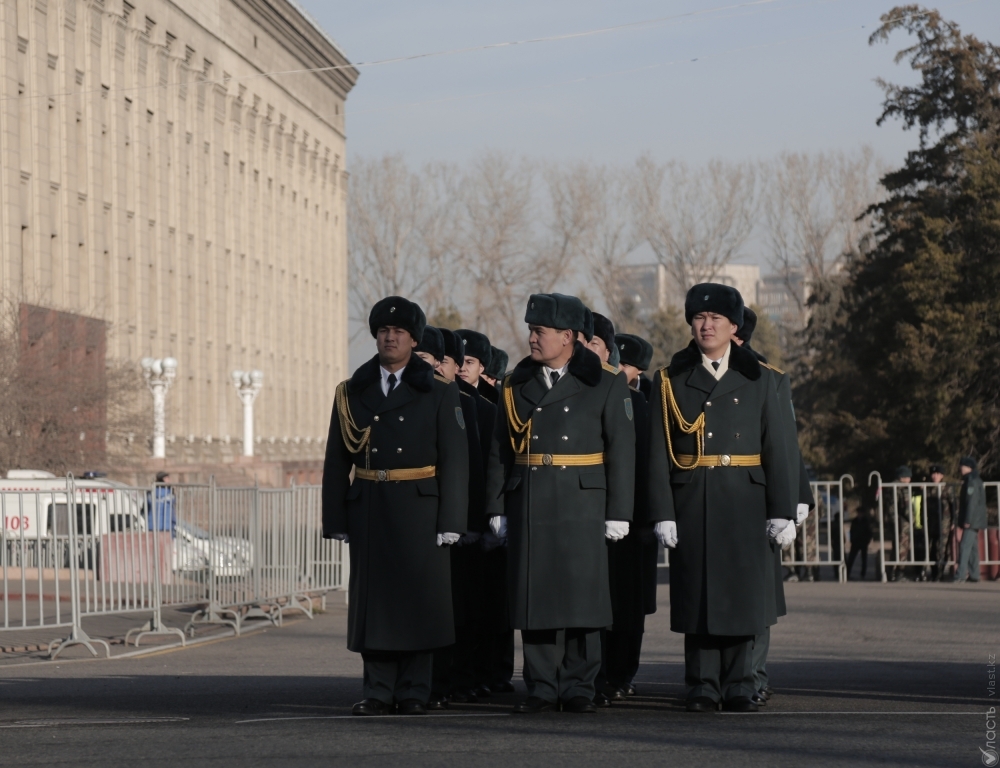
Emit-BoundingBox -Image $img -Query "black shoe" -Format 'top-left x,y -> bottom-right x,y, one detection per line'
491,680 -> 516,693
449,689 -> 478,704
608,687 -> 627,702
751,692 -> 767,706
686,696 -> 718,713
426,695 -> 449,711
352,698 -> 392,716
722,696 -> 759,712
763,685 -> 774,697
512,696 -> 556,714
473,684 -> 492,698
626,684 -> 637,696
562,696 -> 597,714
593,692 -> 612,708
397,699 -> 427,716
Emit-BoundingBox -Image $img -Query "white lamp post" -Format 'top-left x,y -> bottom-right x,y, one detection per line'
231,369 -> 264,457
141,357 -> 178,459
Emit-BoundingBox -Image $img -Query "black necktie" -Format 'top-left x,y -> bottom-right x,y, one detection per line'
387,373 -> 397,394
711,361 -> 720,372
550,371 -> 560,387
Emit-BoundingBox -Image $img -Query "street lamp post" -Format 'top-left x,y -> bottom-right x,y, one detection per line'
231,370 -> 264,458
141,357 -> 178,459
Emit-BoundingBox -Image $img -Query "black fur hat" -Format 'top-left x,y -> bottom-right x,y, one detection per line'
414,325 -> 445,362
455,329 -> 492,368
581,308 -> 594,342
525,293 -> 590,337
439,327 -> 465,366
486,347 -> 509,379
615,333 -> 654,371
735,306 -> 757,343
684,283 -> 744,329
368,296 -> 425,342
591,312 -> 616,353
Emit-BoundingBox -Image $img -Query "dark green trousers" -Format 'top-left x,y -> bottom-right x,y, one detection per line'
362,651 -> 433,704
684,633 -> 755,703
521,628 -> 601,703
752,627 -> 770,691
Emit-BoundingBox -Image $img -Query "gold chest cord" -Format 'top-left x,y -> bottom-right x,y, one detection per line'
503,376 -> 532,455
659,368 -> 706,471
335,381 -> 371,468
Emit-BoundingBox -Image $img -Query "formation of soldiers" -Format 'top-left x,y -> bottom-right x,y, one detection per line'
322,282 -> 809,715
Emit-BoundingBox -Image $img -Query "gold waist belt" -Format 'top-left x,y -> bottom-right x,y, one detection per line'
514,452 -> 605,467
355,465 -> 437,482
674,454 -> 761,467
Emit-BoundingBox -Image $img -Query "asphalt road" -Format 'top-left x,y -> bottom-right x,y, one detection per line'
0,581 -> 996,767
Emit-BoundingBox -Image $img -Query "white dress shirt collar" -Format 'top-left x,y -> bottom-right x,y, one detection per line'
541,362 -> 570,389
701,343 -> 731,381
380,366 -> 403,396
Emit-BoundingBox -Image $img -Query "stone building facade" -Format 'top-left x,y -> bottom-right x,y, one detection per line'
0,0 -> 357,467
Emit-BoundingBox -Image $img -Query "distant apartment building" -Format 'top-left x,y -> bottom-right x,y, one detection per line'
617,263 -> 761,317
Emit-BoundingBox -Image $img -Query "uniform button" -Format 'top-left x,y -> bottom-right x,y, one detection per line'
396,448 -> 402,453
706,401 -> 712,407
561,436 -> 568,441
735,433 -> 740,439
371,448 -> 378,453
707,432 -> 713,438
536,407 -> 542,412
399,416 -> 404,421
531,466 -> 538,472
733,398 -> 739,404
373,416 -> 379,422
532,435 -> 539,440
564,406 -> 569,412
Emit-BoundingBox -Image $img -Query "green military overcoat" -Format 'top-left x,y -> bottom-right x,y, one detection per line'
322,354 -> 469,653
648,341 -> 796,637
486,343 -> 635,630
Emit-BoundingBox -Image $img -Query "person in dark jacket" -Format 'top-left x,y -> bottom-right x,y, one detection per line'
485,293 -> 636,714
925,465 -> 956,581
845,505 -> 873,580
954,457 -> 987,583
648,284 -> 797,714
322,297 -> 469,717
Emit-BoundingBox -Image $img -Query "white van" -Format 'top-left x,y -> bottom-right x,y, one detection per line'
0,471 -> 147,539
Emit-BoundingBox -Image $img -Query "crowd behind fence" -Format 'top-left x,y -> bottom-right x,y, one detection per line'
2,471 -> 996,659
0,477 -> 347,658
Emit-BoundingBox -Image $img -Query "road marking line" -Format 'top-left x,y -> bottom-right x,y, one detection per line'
716,711 -> 981,715
236,713 -> 511,724
0,717 -> 189,728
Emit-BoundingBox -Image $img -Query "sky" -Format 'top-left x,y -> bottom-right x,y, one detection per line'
299,0 -> 999,169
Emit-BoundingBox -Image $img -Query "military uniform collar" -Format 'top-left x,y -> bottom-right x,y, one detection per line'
347,353 -> 435,395
508,342 -> 603,388
667,340 -> 761,382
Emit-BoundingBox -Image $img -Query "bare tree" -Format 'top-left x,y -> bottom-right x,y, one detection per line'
633,155 -> 758,293
761,147 -> 883,313
347,155 -> 460,333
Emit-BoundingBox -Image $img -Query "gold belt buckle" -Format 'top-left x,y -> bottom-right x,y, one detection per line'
542,454 -> 553,466
720,454 -> 732,467
376,469 -> 388,482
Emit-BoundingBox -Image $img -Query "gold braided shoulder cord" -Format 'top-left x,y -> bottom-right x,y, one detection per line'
335,381 -> 372,468
503,375 -> 532,454
658,368 -> 706,471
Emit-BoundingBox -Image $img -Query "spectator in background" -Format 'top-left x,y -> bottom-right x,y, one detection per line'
887,466 -> 912,581
925,465 -> 956,581
148,471 -> 176,537
846,505 -> 873,580
954,457 -> 987,583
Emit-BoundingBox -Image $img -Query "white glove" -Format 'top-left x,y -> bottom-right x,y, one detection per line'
767,518 -> 796,549
605,520 -> 630,541
436,532 -> 461,547
331,533 -> 349,543
489,515 -> 508,539
458,531 -> 481,546
795,503 -> 810,526
655,521 -> 678,549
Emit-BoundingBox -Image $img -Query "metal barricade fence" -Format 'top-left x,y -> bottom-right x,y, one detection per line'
0,479 -> 346,658
780,475 -> 853,582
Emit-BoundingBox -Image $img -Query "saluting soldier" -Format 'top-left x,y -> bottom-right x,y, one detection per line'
486,293 -> 635,714
322,297 -> 469,716
614,331 -> 659,697
733,306 -> 811,706
584,314 -> 649,707
648,284 -> 797,713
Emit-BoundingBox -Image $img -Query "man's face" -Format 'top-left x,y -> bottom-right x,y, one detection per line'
529,325 -> 573,364
899,476 -> 911,484
960,465 -> 973,476
586,337 -> 610,363
931,472 -> 945,484
415,351 -> 440,372
458,356 -> 484,386
691,312 -> 737,357
439,356 -> 460,382
620,363 -> 641,386
377,326 -> 417,367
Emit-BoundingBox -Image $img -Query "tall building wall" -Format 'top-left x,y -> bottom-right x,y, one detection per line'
0,0 -> 357,462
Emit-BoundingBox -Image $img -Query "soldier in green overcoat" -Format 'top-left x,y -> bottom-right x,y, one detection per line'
648,284 -> 797,713
485,293 -> 635,714
322,297 -> 469,716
